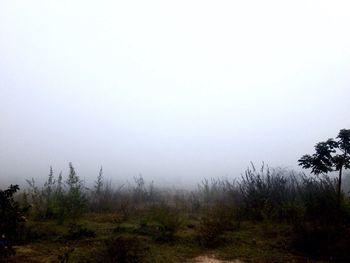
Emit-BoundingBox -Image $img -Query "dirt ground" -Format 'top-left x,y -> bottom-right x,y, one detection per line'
194,255 -> 243,263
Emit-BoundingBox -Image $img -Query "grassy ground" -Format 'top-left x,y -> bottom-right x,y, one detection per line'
6,212 -> 329,263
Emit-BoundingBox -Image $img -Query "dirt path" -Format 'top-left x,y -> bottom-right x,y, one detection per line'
194,255 -> 243,263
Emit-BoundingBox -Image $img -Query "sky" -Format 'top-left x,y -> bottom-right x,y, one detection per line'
1,0 -> 350,187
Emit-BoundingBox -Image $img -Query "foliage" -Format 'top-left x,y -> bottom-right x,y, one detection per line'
299,129 -> 350,196
239,164 -> 297,220
13,158 -> 350,262
89,167 -> 116,213
132,175 -> 158,204
95,166 -> 104,196
0,185 -> 28,258
197,177 -> 239,206
148,204 -> 183,242
24,163 -> 87,223
104,235 -> 151,263
298,175 -> 345,223
65,163 -> 87,219
197,204 -> 238,247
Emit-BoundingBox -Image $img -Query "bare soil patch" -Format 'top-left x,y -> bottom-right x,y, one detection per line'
194,255 -> 243,263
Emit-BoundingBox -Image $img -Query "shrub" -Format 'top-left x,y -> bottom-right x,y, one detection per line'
89,168 -> 116,213
149,204 -> 183,242
197,204 -> 238,247
197,177 -> 238,206
293,173 -> 350,261
104,235 -> 151,263
25,178 -> 45,219
0,185 -> 28,258
65,163 -> 87,219
239,164 -> 297,220
299,175 -> 349,225
25,164 -> 87,223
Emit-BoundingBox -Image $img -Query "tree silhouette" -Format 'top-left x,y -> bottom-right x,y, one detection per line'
298,129 -> 350,199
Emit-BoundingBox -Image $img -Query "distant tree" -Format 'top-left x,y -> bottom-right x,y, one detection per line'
56,171 -> 63,196
43,166 -> 56,218
44,166 -> 55,197
65,163 -> 86,219
66,163 -> 80,190
298,129 -> 350,199
94,166 -> 103,196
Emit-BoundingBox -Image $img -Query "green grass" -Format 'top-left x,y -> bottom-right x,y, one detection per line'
9,213 -> 331,263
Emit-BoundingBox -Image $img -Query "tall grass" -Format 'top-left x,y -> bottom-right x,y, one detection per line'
20,163 -> 350,224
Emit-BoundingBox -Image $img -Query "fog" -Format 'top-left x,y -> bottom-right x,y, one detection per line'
1,0 -> 350,187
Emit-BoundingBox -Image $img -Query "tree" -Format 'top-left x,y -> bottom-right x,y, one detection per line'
94,166 -> 103,196
298,129 -> 350,199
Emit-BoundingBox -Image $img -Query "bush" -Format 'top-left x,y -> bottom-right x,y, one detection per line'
89,167 -> 116,212
197,178 -> 239,206
299,175 -> 350,225
290,175 -> 350,260
149,204 -> 183,242
0,185 -> 28,258
25,163 -> 87,223
197,204 -> 238,247
104,235 -> 151,263
239,164 -> 297,220
65,163 -> 87,219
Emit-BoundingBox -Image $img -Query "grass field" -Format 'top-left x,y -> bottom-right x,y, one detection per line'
7,211 -> 331,263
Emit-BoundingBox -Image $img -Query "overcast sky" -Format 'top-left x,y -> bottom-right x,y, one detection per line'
1,0 -> 349,186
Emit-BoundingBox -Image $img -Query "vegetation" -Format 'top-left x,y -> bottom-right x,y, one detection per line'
0,185 -> 28,259
2,129 -> 350,262
299,129 -> 350,199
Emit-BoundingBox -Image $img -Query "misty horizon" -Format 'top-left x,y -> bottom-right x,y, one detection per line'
1,1 -> 350,187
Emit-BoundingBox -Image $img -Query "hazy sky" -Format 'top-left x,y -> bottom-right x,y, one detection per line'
1,0 -> 350,186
